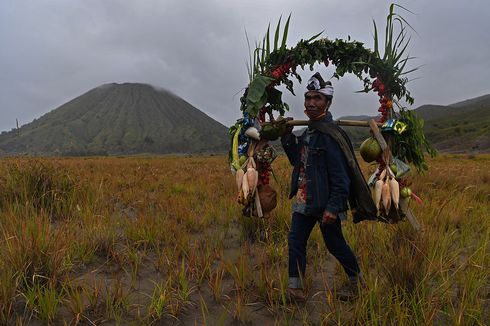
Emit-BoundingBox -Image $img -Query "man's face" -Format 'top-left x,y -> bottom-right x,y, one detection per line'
304,91 -> 329,117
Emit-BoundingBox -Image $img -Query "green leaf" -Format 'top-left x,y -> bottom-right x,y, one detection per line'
280,14 -> 291,51
393,4 -> 418,35
373,20 -> 380,58
394,36 -> 411,63
392,21 -> 406,51
245,29 -> 253,81
246,75 -> 274,115
274,16 -> 282,51
261,37 -> 266,71
266,24 -> 271,61
306,31 -> 324,43
398,66 -> 420,76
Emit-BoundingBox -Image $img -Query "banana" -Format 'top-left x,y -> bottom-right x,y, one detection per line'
231,126 -> 242,171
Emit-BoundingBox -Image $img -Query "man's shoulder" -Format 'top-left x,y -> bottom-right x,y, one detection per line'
312,121 -> 350,141
310,122 -> 340,139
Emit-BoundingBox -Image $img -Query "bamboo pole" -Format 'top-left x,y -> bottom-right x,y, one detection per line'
368,119 -> 391,162
286,119 -> 383,127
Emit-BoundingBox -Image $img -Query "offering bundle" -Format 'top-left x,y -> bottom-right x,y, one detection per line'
229,5 -> 435,225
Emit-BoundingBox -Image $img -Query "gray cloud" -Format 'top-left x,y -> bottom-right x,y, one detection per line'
1,0 -> 489,132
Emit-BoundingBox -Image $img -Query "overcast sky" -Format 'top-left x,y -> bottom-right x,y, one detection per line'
1,0 -> 489,132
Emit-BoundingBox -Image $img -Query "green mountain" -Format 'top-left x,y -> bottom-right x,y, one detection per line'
0,83 -> 229,155
340,94 -> 490,153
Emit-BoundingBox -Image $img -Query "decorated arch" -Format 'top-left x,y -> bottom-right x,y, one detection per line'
229,5 -> 435,223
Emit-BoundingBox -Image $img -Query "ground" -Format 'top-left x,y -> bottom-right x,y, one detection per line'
0,154 -> 488,325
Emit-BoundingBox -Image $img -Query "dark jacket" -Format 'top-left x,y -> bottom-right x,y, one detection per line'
281,114 -> 350,217
281,114 -> 378,223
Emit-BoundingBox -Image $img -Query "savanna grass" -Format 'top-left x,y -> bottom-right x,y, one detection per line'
0,154 -> 488,324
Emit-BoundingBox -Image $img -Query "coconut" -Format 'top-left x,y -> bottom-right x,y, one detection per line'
359,137 -> 382,163
400,187 -> 412,198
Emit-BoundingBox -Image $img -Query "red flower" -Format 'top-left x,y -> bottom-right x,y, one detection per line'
271,69 -> 282,79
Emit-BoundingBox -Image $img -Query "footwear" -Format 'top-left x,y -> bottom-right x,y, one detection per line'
335,277 -> 366,301
286,287 -> 306,303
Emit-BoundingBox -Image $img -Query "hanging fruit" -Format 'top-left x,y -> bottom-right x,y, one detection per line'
360,137 -> 382,163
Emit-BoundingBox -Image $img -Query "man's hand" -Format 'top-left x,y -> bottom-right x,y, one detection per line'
322,210 -> 337,225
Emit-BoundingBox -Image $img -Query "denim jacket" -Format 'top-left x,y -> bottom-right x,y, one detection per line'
281,114 -> 350,217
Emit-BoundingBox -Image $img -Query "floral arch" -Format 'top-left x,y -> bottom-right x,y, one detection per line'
229,5 -> 434,222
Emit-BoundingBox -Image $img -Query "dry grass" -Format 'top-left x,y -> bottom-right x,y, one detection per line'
0,154 -> 488,325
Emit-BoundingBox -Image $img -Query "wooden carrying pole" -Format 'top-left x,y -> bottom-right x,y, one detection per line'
286,119 -> 383,128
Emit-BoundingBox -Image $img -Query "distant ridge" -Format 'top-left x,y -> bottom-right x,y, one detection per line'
339,94 -> 490,153
0,83 -> 229,155
448,94 -> 490,108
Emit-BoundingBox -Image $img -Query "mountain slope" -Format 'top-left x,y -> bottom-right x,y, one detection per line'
0,83 -> 229,155
339,94 -> 490,153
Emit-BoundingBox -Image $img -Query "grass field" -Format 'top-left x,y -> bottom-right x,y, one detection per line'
0,154 -> 488,325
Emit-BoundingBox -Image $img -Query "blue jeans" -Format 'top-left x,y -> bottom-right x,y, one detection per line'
288,212 -> 361,288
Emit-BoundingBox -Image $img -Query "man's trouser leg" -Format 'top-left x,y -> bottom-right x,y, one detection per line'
288,212 -> 317,288
320,218 -> 361,278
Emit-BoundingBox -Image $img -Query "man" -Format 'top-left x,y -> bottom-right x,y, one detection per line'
281,72 -> 371,302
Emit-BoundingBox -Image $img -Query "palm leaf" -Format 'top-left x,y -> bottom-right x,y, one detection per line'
393,4 -> 419,35
394,57 -> 409,78
394,36 -> 411,63
265,23 -> 271,61
245,29 -> 253,81
392,22 -> 407,53
280,14 -> 291,51
306,31 -> 324,43
261,37 -> 266,72
383,4 -> 394,60
274,15 -> 282,51
254,42 -> 261,75
399,66 -> 420,76
373,20 -> 380,58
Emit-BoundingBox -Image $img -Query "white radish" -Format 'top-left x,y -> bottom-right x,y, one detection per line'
382,179 -> 391,213
389,177 -> 400,209
373,179 -> 384,210
247,167 -> 257,195
236,169 -> 244,192
379,168 -> 387,181
242,171 -> 250,199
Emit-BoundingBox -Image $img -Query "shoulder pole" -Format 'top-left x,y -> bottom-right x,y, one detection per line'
286,119 -> 383,128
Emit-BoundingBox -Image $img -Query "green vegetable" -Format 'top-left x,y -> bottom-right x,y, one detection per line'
393,109 -> 437,173
400,187 -> 412,198
360,137 -> 382,163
